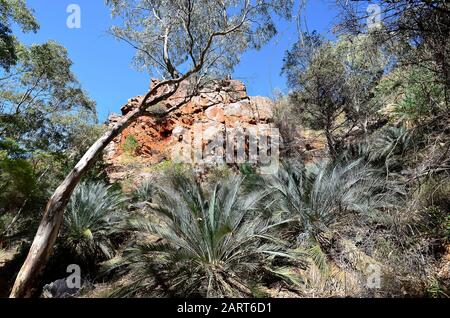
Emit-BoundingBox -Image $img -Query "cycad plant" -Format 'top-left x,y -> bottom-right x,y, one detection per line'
266,160 -> 389,293
130,179 -> 156,204
269,159 -> 386,242
108,173 -> 281,298
340,125 -> 412,169
62,181 -> 125,264
369,125 -> 411,166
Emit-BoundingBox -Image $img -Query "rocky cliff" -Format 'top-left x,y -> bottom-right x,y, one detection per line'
104,79 -> 276,183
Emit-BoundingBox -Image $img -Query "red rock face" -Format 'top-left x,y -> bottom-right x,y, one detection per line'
104,79 -> 275,182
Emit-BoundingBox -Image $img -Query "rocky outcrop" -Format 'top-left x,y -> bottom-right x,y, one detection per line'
104,79 -> 276,183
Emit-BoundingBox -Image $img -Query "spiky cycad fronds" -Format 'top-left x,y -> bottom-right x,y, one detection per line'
369,125 -> 411,164
267,160 -> 390,292
109,174 -> 281,298
340,125 -> 412,172
63,181 -> 125,263
269,159 -> 386,239
130,178 -> 156,204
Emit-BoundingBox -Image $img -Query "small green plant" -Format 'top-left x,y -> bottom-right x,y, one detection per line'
62,182 -> 125,264
250,285 -> 270,298
426,277 -> 449,298
267,159 -> 390,254
420,206 -> 450,243
130,178 -> 156,203
151,160 -> 187,174
108,173 -> 283,298
122,135 -> 139,156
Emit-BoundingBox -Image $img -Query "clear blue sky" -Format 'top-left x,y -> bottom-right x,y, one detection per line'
16,0 -> 337,122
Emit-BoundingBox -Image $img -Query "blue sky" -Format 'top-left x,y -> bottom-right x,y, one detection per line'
16,0 -> 337,122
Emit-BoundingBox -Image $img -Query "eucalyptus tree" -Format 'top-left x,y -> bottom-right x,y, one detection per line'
10,0 -> 293,297
0,41 -> 96,152
1,1 -> 95,158
0,0 -> 39,71
0,1 -> 98,258
336,0 -> 450,92
282,32 -> 387,157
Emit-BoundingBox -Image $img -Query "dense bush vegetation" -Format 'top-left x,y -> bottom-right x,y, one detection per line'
107,174 -> 287,297
1,0 -> 449,298
61,182 -> 125,265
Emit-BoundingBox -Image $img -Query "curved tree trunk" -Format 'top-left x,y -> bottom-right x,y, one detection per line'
9,79 -> 182,297
8,56 -> 199,296
9,106 -> 143,298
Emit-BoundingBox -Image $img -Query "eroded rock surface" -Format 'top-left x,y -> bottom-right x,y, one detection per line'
104,79 -> 275,183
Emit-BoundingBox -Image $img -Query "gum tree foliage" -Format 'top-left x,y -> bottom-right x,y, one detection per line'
335,0 -> 450,180
1,1 -> 96,157
0,1 -> 96,156
107,0 -> 293,82
0,139 -> 37,214
11,0 -> 294,297
282,32 -> 387,157
0,41 -> 96,152
0,0 -> 39,71
336,0 -> 450,93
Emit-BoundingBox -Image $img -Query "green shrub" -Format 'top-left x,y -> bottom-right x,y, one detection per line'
0,143 -> 38,211
62,182 -> 125,264
151,160 -> 187,174
108,174 -> 283,297
122,135 -> 139,156
267,159 -> 388,240
0,213 -> 14,237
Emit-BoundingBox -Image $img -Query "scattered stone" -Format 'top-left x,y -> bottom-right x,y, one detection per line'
41,278 -> 86,298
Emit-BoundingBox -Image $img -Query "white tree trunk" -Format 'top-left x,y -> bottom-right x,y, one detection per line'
9,106 -> 142,297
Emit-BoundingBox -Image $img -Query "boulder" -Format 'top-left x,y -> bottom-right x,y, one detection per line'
104,78 -> 275,183
41,278 -> 85,298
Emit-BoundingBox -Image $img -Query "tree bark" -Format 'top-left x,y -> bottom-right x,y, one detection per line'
324,125 -> 337,159
9,82 -> 179,297
9,106 -> 142,297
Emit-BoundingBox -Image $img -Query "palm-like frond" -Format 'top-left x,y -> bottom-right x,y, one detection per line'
130,178 -> 156,203
111,174 -> 279,298
340,125 -> 412,172
266,160 -> 392,293
63,181 -> 125,262
268,159 -> 388,240
369,125 -> 411,163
